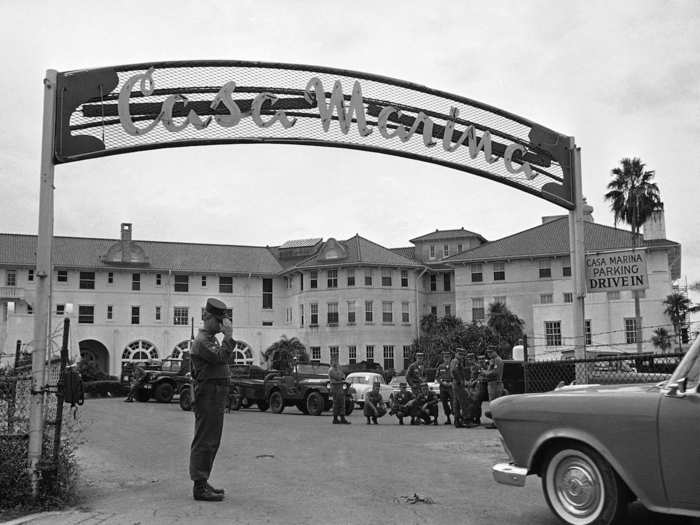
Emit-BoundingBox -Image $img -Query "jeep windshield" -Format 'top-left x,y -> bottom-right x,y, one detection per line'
296,364 -> 330,375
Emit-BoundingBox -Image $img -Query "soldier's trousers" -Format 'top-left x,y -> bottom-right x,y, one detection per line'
189,381 -> 228,481
331,388 -> 346,417
439,384 -> 452,417
452,385 -> 471,424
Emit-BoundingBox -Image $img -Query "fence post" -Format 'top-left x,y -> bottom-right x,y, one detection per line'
523,361 -> 530,393
52,318 -> 70,465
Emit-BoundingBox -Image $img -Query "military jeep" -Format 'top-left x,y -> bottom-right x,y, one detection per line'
263,362 -> 354,416
131,353 -> 191,403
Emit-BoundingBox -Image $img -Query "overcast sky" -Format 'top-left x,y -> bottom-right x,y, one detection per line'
1,1 -> 699,287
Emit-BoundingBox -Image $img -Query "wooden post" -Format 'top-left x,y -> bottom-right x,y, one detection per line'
28,69 -> 57,496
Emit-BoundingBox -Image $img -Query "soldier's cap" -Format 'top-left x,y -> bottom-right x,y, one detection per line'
456,347 -> 467,355
205,298 -> 228,320
415,352 -> 424,358
420,382 -> 429,388
466,352 -> 476,358
399,382 -> 408,387
486,346 -> 498,353
441,350 -> 451,355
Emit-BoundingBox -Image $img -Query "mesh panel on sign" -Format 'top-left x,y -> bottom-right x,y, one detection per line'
55,61 -> 574,208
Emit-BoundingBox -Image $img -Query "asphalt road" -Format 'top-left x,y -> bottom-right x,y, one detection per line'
25,398 -> 695,525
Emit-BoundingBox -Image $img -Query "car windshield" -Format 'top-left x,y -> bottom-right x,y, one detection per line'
670,336 -> 700,390
349,376 -> 369,384
390,376 -> 406,386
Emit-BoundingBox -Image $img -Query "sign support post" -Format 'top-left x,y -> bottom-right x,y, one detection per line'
568,143 -> 587,382
29,69 -> 57,496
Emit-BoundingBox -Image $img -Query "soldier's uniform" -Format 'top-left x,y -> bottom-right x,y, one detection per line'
484,350 -> 505,401
124,362 -> 146,402
189,298 -> 235,501
450,349 -> 476,428
434,353 -> 453,424
391,383 -> 414,425
405,353 -> 425,394
411,384 -> 438,425
329,362 -> 350,424
363,387 -> 387,424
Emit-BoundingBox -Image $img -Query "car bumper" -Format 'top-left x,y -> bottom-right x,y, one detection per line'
492,463 -> 528,487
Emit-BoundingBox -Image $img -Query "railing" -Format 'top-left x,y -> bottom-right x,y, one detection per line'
0,286 -> 25,299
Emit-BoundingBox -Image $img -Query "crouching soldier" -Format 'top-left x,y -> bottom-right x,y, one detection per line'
124,362 -> 146,402
411,383 -> 439,425
363,382 -> 387,424
390,382 -> 414,425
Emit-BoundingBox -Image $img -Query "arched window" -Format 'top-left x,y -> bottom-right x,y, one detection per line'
171,340 -> 192,359
121,340 -> 159,367
232,341 -> 254,365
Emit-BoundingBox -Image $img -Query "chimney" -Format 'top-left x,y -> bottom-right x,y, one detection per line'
643,206 -> 666,240
582,198 -> 594,222
121,223 -> 132,262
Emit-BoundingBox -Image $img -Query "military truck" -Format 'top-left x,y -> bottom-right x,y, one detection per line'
262,362 -> 354,416
228,364 -> 270,411
130,353 -> 191,403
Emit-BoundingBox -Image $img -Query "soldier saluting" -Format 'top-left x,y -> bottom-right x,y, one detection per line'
189,298 -> 235,502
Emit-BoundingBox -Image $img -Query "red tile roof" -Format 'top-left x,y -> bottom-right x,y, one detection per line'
409,228 -> 487,243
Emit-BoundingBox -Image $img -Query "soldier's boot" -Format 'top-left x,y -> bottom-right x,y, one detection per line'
124,397 -> 133,402
207,482 -> 225,495
193,480 -> 224,502
398,417 -> 404,425
332,416 -> 340,424
433,417 -> 438,426
372,417 -> 378,424
366,417 -> 371,424
444,416 -> 451,425
340,416 -> 351,424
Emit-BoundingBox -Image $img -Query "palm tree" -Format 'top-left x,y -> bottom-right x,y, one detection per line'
487,301 -> 525,356
651,327 -> 672,353
263,335 -> 309,369
663,292 -> 691,351
604,157 -> 662,352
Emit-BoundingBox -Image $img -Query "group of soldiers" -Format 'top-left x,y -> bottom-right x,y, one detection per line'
389,347 -> 504,428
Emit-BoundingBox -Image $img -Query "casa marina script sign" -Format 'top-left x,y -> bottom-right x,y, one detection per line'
53,61 -> 576,209
585,249 -> 649,292
117,68 -> 536,180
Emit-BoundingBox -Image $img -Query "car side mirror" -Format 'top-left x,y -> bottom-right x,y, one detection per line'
666,377 -> 687,397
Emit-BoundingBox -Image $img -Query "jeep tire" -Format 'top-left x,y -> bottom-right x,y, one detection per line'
269,391 -> 285,413
154,382 -> 174,403
179,387 -> 192,411
306,391 -> 324,416
257,400 -> 269,411
134,388 -> 150,403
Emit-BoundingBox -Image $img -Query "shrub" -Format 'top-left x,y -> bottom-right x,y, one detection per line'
77,360 -> 110,382
83,380 -> 127,397
0,433 -> 79,511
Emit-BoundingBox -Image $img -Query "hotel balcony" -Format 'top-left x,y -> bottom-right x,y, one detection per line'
0,286 -> 25,300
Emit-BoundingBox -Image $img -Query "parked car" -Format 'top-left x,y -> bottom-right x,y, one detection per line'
490,336 -> 700,525
345,372 -> 394,408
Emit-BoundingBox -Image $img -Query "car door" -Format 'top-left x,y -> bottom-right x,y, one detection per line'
657,351 -> 700,510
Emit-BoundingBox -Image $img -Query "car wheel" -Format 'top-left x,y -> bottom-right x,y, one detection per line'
269,391 -> 285,414
240,397 -> 253,409
542,443 -> 628,525
257,400 -> 269,412
296,401 -> 309,414
179,387 -> 192,411
153,383 -> 174,403
306,392 -> 324,416
134,388 -> 150,402
344,398 -> 354,416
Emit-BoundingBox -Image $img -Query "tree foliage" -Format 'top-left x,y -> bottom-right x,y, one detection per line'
262,335 -> 309,369
486,301 -> 525,353
663,292 -> 691,350
651,327 -> 673,353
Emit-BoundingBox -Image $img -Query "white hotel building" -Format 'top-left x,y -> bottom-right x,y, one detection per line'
0,208 -> 680,375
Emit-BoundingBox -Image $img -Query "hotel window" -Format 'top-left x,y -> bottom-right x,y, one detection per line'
327,269 -> 338,288
347,269 -> 355,287
28,269 -> 34,282
173,307 -> 189,325
262,278 -> 273,309
201,275 -> 207,287
155,306 -> 161,321
383,345 -> 395,370
347,301 -> 356,324
443,245 -> 449,258
106,305 -> 113,320
472,297 -> 485,322
444,305 -> 451,317
539,259 -> 552,279
607,291 -> 620,300
327,302 -> 339,325
494,296 -> 506,306
219,276 -> 233,293
311,346 -> 321,362
429,245 -> 436,258
78,305 -> 94,324
365,301 -> 373,323
545,321 -> 562,346
300,273 -> 304,291
300,304 -> 304,327
402,302 -> 410,323
57,270 -> 68,283
443,273 -> 451,291
401,270 -> 408,287
562,257 -> 571,277
132,273 -> 140,291
285,307 -> 293,324
381,268 -> 392,287
262,321 -> 273,326
403,345 -> 412,369
382,301 -> 393,323
348,345 -> 357,365
364,270 -> 372,286
155,273 -> 162,286
56,304 -> 65,316
366,345 -> 374,364
330,346 -> 339,363
430,274 -> 437,291
471,263 -> 483,282
493,262 -> 505,281
540,294 -> 553,304
625,318 -> 641,344
6,269 -> 16,286
310,303 -> 318,325
79,272 -> 95,290
457,244 -> 463,253
174,274 -> 189,292
563,292 -> 573,303
27,305 -> 33,314
310,271 -> 318,289
131,306 -> 140,325
107,272 -> 114,284
585,319 -> 592,345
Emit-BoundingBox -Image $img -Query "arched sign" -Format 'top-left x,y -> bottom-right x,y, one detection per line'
54,61 -> 576,209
